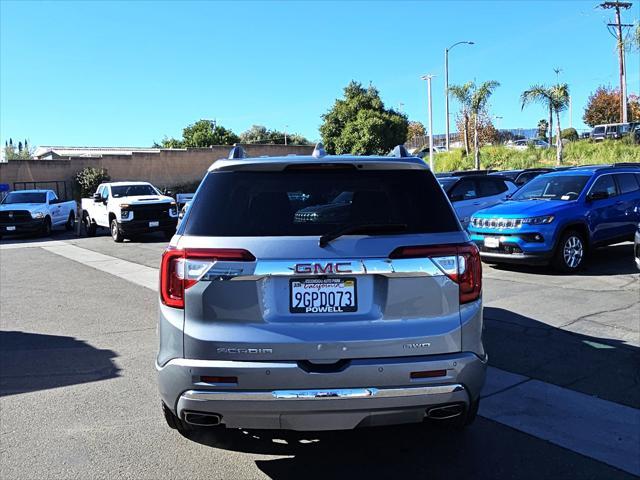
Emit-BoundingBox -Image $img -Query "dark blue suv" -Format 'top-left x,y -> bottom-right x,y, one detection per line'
468,165 -> 640,272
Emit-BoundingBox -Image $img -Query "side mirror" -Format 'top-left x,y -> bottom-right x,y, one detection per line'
587,191 -> 609,202
93,193 -> 102,202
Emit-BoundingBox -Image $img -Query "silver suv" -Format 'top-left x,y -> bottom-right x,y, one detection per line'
157,144 -> 486,433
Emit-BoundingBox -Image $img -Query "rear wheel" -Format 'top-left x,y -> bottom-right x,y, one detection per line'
65,211 -> 75,231
110,218 -> 124,243
83,212 -> 96,237
552,230 -> 586,273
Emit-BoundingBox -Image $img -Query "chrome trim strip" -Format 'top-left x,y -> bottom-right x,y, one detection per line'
182,384 -> 464,402
209,257 -> 443,281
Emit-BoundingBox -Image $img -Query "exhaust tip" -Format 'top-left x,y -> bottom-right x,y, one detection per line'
183,411 -> 222,427
426,403 -> 464,420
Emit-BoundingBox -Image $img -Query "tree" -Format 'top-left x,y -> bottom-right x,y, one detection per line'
522,83 -> 570,165
448,81 -> 474,155
455,112 -> 498,148
583,86 -> 640,126
470,80 -> 500,169
239,125 -> 310,145
3,137 -> 32,160
583,86 -> 620,126
156,120 -> 239,148
320,81 -> 408,155
407,121 -> 426,141
537,119 -> 549,139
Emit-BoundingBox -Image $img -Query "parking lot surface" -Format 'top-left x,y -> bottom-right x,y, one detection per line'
1,230 -> 639,479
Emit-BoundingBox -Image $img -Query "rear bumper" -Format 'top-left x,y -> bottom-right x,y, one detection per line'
0,219 -> 44,235
157,351 -> 487,431
119,218 -> 177,235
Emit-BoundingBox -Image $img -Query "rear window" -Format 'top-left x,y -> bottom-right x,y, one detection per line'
183,170 -> 459,236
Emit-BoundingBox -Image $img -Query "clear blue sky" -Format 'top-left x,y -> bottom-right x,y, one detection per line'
1,0 -> 638,148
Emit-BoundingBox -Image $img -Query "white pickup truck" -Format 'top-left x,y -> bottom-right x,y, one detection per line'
81,181 -> 178,242
0,189 -> 76,238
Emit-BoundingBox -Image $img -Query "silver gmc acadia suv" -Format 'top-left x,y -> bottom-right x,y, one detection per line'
157,144 -> 486,434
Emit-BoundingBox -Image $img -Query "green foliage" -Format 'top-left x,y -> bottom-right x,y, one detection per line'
73,167 -> 111,199
432,141 -> 640,172
4,137 -> 32,160
320,81 -> 408,154
239,125 -> 310,145
560,128 -> 578,142
156,120 -> 239,148
537,119 -> 549,139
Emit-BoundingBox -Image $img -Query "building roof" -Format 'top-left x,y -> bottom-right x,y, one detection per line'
34,146 -> 162,159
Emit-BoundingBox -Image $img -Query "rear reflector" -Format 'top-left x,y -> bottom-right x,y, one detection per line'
160,248 -> 256,309
410,369 -> 447,379
200,376 -> 238,384
389,243 -> 482,304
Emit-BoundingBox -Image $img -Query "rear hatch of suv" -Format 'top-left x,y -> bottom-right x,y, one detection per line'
164,163 -> 480,362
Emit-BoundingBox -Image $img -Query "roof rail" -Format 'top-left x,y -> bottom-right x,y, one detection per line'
387,145 -> 411,158
312,142 -> 327,158
228,145 -> 246,159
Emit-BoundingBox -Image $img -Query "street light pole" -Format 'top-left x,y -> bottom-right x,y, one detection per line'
445,41 -> 474,151
421,74 -> 435,171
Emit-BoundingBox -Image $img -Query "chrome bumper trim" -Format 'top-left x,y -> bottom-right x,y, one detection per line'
182,384 -> 464,402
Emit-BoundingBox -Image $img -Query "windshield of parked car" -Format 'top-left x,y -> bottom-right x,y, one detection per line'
111,184 -> 159,198
183,169 -> 460,236
511,175 -> 590,201
437,178 -> 458,191
1,192 -> 46,204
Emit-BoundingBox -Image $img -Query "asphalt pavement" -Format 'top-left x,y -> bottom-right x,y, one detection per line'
0,229 -> 638,479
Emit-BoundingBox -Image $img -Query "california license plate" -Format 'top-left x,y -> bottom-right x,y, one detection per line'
484,236 -> 500,248
290,278 -> 357,314
6,226 -> 16,231
149,221 -> 159,227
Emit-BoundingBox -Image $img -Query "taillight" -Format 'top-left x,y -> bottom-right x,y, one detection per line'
160,248 -> 256,309
389,243 -> 482,304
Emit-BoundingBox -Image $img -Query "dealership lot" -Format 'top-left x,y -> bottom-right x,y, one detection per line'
1,231 -> 639,479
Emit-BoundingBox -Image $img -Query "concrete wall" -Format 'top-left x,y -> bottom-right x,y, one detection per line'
0,144 -> 315,190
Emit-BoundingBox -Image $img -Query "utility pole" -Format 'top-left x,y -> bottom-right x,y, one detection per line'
284,125 -> 288,146
421,74 -> 435,171
444,41 -> 474,151
599,1 -> 633,123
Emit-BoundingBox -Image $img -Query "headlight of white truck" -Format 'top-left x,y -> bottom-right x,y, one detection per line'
31,212 -> 45,219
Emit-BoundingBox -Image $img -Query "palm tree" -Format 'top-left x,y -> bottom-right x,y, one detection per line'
448,81 -> 474,156
470,80 -> 500,169
521,83 -> 570,165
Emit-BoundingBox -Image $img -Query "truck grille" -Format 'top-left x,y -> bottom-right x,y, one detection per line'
131,203 -> 171,221
0,210 -> 32,224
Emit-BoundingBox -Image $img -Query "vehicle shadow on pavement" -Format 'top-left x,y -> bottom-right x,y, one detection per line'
484,306 -> 640,409
182,419 -> 633,479
0,230 -> 77,245
488,242 -> 638,276
0,330 -> 120,396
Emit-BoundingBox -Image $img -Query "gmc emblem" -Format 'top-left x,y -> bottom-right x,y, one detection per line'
293,262 -> 353,274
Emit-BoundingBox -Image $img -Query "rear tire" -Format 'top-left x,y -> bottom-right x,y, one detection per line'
83,212 -> 96,237
110,218 -> 124,243
552,230 -> 586,273
65,211 -> 75,231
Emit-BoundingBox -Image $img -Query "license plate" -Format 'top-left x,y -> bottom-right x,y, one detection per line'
6,226 -> 16,231
484,236 -> 500,248
149,221 -> 159,227
290,278 -> 357,314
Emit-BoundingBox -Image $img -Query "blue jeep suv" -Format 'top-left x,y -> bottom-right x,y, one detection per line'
468,165 -> 640,271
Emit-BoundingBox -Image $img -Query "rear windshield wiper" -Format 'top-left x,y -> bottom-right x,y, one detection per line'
319,223 -> 408,248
